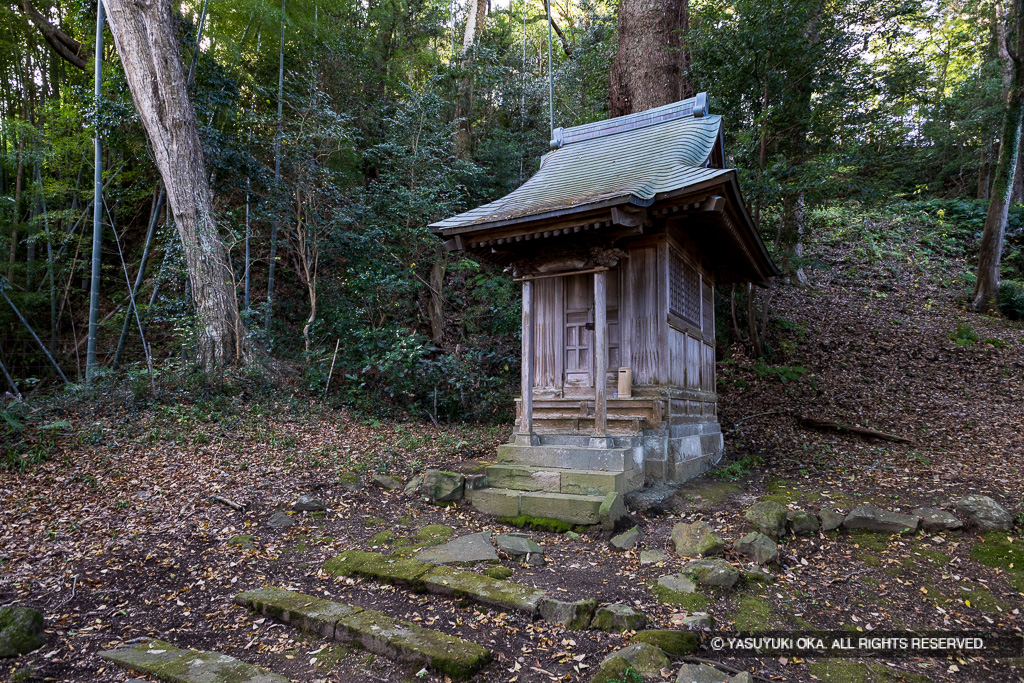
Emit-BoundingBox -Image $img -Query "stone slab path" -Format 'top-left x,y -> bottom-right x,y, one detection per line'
323,549 -> 547,614
99,639 -> 288,683
234,588 -> 490,680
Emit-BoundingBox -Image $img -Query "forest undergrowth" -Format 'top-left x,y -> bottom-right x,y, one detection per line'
1,200 -> 1023,682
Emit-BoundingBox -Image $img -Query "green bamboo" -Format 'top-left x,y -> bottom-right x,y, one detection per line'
85,0 -> 104,385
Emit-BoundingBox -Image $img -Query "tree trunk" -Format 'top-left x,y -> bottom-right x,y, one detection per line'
428,252 -> 445,344
609,0 -> 693,117
975,0 -> 1024,313
454,0 -> 486,158
104,0 -> 246,367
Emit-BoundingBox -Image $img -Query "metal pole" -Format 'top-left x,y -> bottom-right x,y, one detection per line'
85,0 -> 104,385
545,0 -> 554,138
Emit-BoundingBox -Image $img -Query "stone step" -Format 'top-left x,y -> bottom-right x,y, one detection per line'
530,416 -> 650,435
235,588 -> 490,680
471,487 -> 626,527
99,639 -> 288,683
497,443 -> 637,471
322,550 -> 547,614
486,464 -> 643,496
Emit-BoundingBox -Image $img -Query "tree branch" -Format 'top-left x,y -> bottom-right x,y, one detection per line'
19,0 -> 91,71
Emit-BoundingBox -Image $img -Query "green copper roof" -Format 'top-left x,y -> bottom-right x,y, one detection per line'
430,106 -> 728,232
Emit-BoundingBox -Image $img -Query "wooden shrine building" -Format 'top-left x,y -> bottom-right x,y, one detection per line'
430,94 -> 779,526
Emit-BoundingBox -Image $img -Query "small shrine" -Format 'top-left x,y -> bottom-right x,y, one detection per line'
430,94 -> 779,526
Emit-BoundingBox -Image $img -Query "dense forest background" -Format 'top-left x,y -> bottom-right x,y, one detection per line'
1,0 -> 1022,423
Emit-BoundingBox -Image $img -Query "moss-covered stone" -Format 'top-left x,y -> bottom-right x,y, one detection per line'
590,657 -> 637,683
670,521 -> 725,557
591,604 -> 647,633
483,566 -> 513,580
99,639 -> 289,682
537,598 -> 597,629
322,550 -> 433,589
729,593 -> 776,631
338,471 -> 361,489
745,501 -> 788,539
651,582 -> 713,611
362,517 -> 386,527
630,629 -> 698,657
235,590 -> 489,680
422,566 -> 546,614
498,515 -> 580,534
0,606 -> 44,658
600,643 -> 669,676
227,534 -> 256,549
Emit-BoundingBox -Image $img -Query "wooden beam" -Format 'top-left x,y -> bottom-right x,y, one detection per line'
593,270 -> 608,438
520,279 -> 534,438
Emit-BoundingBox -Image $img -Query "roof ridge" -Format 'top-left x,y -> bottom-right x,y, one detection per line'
551,93 -> 709,149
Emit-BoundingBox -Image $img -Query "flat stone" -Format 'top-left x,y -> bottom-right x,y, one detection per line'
235,589 -> 489,679
733,532 -> 778,565
955,495 -> 1013,531
323,550 -> 434,588
421,470 -> 465,503
291,495 -> 325,512
631,629 -> 698,656
787,510 -> 819,535
745,501 -> 787,539
683,558 -> 740,588
592,657 -> 633,683
913,508 -> 963,532
657,574 -> 697,595
494,534 -> 544,564
625,482 -> 679,515
338,471 -> 361,490
404,473 -> 424,495
671,521 -> 725,557
371,474 -> 402,490
676,663 -> 742,683
819,508 -> 845,532
600,643 -> 669,676
266,511 -> 295,529
675,614 -> 712,629
843,506 -> 919,534
417,532 -> 498,565
99,639 -> 288,683
323,550 -> 546,615
537,598 -> 597,629
640,549 -> 669,564
0,606 -> 44,657
610,526 -> 643,550
591,603 -> 647,633
421,566 -> 546,614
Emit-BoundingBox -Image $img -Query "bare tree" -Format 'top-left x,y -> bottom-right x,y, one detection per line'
103,0 -> 247,367
610,0 -> 693,117
975,0 -> 1024,313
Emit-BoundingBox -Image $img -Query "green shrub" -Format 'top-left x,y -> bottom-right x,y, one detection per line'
999,280 -> 1024,320
948,322 -> 978,346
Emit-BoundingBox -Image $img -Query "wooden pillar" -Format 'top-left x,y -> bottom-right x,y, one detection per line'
518,279 -> 534,441
593,270 -> 607,439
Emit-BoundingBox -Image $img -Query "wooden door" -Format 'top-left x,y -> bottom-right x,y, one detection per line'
563,274 -> 593,392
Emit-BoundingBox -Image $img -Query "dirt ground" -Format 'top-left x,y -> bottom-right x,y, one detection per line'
2,208 -> 1024,683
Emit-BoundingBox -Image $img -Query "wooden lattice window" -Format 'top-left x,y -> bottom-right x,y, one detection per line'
701,281 -> 714,336
669,248 -> 700,326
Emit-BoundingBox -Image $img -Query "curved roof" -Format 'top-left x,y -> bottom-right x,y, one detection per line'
430,111 -> 728,232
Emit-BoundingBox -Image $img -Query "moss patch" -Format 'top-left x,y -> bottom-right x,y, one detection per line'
761,478 -> 821,506
970,532 -> 1024,592
483,566 -> 513,580
414,524 -> 455,541
363,517 -> 386,527
651,583 -> 713,611
729,593 -> 776,631
227,534 -> 255,548
312,644 -> 352,669
808,660 -> 930,683
368,530 -> 397,546
630,630 -> 698,656
850,532 -> 891,551
684,480 -> 741,504
498,515 -> 580,534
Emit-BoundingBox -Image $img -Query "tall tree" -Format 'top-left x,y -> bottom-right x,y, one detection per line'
975,0 -> 1024,312
609,0 -> 693,117
454,0 -> 487,157
103,0 -> 247,367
